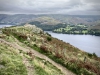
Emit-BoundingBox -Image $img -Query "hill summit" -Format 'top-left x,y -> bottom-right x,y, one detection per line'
29,16 -> 61,25
24,24 -> 43,33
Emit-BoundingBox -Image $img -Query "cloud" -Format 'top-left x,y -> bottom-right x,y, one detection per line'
0,0 -> 100,15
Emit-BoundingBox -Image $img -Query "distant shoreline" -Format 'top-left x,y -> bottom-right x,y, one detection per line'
0,25 -> 13,28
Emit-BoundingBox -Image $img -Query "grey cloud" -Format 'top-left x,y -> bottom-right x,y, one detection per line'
83,0 -> 100,11
88,4 -> 100,11
84,0 -> 100,4
0,0 -> 100,15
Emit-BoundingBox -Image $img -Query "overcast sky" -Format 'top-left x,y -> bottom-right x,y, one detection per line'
0,0 -> 100,15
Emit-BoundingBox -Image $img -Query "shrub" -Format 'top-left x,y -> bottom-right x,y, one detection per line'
47,36 -> 52,41
87,53 -> 93,58
40,45 -> 48,52
34,44 -> 37,47
93,53 -> 97,58
46,32 -> 51,36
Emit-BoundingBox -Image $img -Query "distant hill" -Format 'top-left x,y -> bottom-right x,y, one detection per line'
90,24 -> 100,29
0,14 -> 100,25
0,14 -> 38,25
42,14 -> 100,25
27,16 -> 64,31
29,16 -> 61,25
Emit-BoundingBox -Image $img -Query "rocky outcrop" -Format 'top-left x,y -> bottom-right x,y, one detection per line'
24,24 -> 43,34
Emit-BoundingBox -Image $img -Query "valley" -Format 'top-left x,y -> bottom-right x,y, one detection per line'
1,14 -> 100,36
0,0 -> 100,75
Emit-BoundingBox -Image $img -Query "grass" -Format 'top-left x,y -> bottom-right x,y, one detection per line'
30,57 -> 64,75
23,42 -> 96,75
0,42 -> 27,75
0,37 -> 64,75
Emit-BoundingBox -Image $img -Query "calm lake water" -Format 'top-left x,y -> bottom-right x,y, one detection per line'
46,31 -> 100,57
0,25 -> 13,28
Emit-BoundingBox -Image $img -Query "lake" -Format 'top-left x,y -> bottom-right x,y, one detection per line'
0,25 -> 13,28
46,31 -> 100,57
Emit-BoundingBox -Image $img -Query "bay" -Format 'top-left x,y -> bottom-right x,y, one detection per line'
46,31 -> 100,57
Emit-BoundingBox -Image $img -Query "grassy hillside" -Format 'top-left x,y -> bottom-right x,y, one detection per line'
90,24 -> 100,30
53,24 -> 89,34
0,39 -> 27,75
0,25 -> 64,75
1,24 -> 100,75
32,16 -> 61,25
28,17 -> 66,31
0,41 -> 63,75
53,24 -> 100,36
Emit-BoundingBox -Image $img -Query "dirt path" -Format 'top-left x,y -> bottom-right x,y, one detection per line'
0,38 -> 75,75
22,55 -> 34,75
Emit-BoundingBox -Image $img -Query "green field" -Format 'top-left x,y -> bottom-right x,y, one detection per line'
53,24 -> 100,35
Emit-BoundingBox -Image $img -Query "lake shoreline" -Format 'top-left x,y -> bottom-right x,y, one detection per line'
53,31 -> 100,36
46,31 -> 100,57
0,25 -> 13,28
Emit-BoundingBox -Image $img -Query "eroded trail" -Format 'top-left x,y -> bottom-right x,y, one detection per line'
0,38 -> 75,75
22,56 -> 34,75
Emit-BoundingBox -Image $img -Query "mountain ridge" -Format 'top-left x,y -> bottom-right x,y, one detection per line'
0,14 -> 100,25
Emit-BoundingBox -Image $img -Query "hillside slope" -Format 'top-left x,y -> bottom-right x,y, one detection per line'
0,37 -> 66,74
90,24 -> 100,29
0,24 -> 74,75
0,38 -> 72,75
0,24 -> 100,75
31,16 -> 61,25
